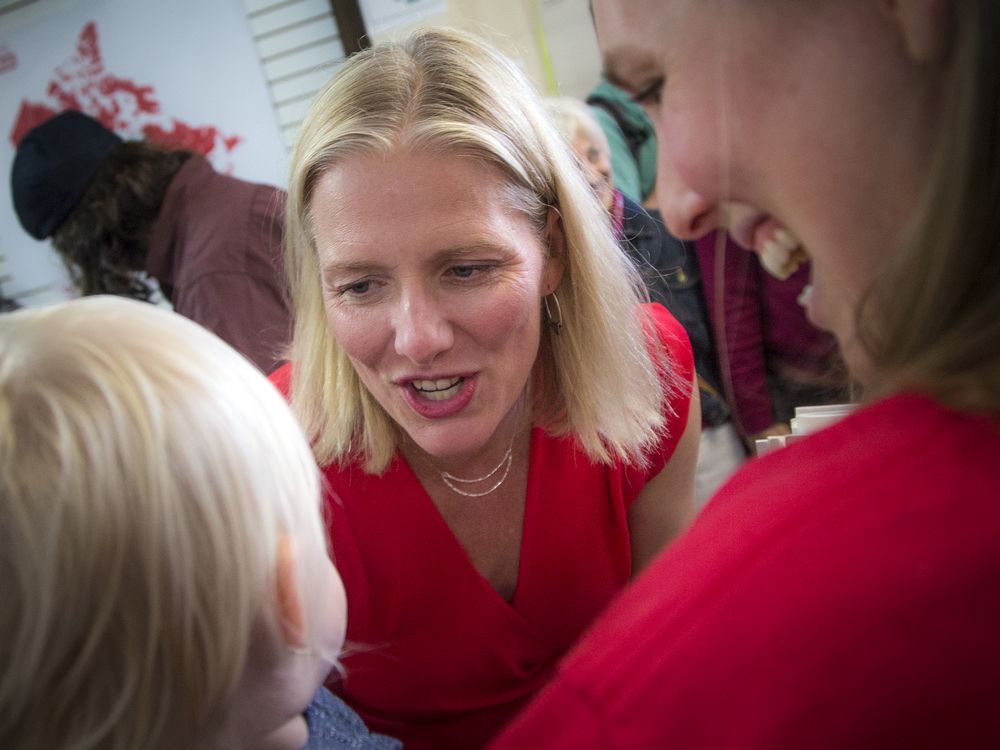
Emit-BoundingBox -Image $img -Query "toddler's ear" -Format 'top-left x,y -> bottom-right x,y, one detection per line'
276,535 -> 306,648
881,0 -> 952,63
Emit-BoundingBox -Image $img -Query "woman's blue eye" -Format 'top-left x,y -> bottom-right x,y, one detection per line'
341,280 -> 371,296
451,266 -> 478,278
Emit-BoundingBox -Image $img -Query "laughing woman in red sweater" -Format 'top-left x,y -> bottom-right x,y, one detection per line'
493,0 -> 1000,747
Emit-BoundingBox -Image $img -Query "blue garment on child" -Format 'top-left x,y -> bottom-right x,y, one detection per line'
304,687 -> 401,749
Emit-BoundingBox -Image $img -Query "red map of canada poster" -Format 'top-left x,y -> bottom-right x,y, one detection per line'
9,21 -> 242,167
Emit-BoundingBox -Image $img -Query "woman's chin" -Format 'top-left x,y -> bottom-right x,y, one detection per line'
808,288 -> 873,384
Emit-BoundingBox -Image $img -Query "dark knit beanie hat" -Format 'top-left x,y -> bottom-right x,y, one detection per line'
11,110 -> 122,240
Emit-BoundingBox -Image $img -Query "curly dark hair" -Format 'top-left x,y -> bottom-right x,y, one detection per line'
51,142 -> 191,301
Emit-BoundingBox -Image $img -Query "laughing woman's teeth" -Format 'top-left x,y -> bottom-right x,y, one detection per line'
760,229 -> 808,280
412,377 -> 463,401
760,239 -> 793,279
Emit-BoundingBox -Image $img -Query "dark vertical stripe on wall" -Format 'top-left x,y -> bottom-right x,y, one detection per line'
329,0 -> 369,54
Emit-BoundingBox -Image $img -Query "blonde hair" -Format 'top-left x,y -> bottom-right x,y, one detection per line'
859,0 -> 1000,412
286,26 -> 670,473
0,296 -> 329,750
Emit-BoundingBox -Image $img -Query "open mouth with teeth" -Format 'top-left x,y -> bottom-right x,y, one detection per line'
759,227 -> 810,280
411,377 -> 464,401
765,227 -> 816,311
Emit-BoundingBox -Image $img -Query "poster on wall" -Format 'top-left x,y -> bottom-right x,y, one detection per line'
0,0 -> 288,308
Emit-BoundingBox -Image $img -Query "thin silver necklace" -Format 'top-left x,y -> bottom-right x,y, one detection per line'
438,444 -> 513,498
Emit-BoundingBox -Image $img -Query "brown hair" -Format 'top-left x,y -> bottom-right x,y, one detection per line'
51,142 -> 190,301
859,0 -> 1000,413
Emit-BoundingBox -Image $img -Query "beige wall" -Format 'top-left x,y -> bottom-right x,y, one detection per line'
537,0 -> 603,98
370,0 -> 602,100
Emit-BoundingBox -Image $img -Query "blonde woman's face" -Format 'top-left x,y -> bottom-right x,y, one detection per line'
311,148 -> 562,468
593,0 -> 944,369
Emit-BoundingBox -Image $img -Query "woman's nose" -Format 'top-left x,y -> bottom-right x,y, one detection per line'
595,153 -> 612,181
393,288 -> 453,365
657,153 -> 719,241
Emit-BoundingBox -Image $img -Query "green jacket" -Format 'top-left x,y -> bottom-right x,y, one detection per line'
587,78 -> 658,204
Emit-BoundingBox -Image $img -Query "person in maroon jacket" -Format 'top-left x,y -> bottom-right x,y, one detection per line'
11,110 -> 290,373
694,231 -> 847,444
491,0 -> 1000,747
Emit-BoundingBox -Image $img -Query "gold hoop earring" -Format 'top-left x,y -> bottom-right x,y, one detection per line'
543,293 -> 563,334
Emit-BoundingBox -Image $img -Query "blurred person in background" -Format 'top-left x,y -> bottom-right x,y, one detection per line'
586,77 -> 658,208
11,110 -> 290,373
547,95 -> 744,505
694,231 -> 847,446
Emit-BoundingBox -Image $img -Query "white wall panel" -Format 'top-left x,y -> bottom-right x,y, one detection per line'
247,0 -> 332,37
243,0 -> 343,148
255,14 -> 338,58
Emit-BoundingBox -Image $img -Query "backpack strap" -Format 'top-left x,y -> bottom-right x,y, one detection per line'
586,94 -> 650,166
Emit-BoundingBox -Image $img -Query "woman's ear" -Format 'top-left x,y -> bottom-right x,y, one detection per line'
880,0 -> 952,63
543,206 -> 566,294
275,535 -> 306,648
